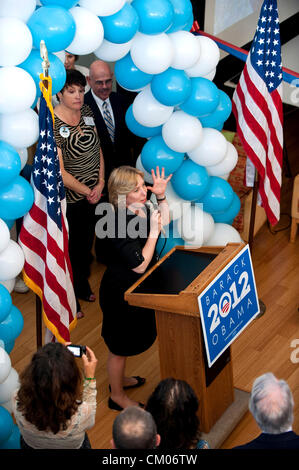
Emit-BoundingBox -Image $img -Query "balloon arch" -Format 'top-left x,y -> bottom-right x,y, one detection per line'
0,0 -> 243,448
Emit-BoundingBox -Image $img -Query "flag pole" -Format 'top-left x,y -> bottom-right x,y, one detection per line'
35,40 -> 50,349
248,170 -> 259,252
248,169 -> 266,317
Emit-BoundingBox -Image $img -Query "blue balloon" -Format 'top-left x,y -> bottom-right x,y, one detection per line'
156,223 -> 185,258
0,175 -> 34,220
0,141 -> 21,189
40,0 -> 78,7
215,90 -> 232,122
115,53 -> 153,91
141,136 -> 184,176
0,305 -> 24,345
212,192 -> 241,224
101,3 -> 140,44
151,68 -> 191,106
0,424 -> 20,449
3,340 -> 15,354
199,90 -> 232,129
125,105 -> 162,138
132,0 -> 174,35
27,6 -> 76,53
1,219 -> 15,230
182,12 -> 194,31
0,285 -> 12,324
167,0 -> 193,33
199,114 -> 224,130
0,406 -> 13,445
196,176 -> 234,213
180,77 -> 220,117
171,159 -> 210,201
19,49 -> 66,96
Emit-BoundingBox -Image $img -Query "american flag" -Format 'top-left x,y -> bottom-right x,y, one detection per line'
232,0 -> 283,226
19,76 -> 77,343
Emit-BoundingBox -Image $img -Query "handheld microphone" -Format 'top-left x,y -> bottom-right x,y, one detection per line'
145,200 -> 166,236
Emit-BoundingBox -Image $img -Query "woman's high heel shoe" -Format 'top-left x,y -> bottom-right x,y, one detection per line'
108,397 -> 144,411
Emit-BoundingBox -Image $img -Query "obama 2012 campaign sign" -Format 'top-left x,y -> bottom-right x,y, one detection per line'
198,244 -> 260,367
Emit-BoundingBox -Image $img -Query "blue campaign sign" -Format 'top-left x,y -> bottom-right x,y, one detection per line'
198,244 -> 260,367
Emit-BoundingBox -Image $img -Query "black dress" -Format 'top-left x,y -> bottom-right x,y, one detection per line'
99,206 -> 157,356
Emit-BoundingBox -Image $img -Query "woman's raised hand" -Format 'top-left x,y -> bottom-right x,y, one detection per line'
146,166 -> 172,198
82,346 -> 98,379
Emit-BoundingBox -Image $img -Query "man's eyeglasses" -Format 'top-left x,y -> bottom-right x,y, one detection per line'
95,79 -> 113,87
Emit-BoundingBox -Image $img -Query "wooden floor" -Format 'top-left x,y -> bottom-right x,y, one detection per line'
9,108 -> 299,449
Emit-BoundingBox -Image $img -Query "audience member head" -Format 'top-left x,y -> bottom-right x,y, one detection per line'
108,165 -> 145,209
249,372 -> 294,434
112,406 -> 160,449
87,60 -> 113,101
60,68 -> 86,94
146,378 -> 201,449
64,51 -> 79,70
56,69 -> 86,108
16,342 -> 82,434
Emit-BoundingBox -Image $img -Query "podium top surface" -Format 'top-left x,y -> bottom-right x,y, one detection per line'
125,243 -> 246,315
133,249 -> 217,295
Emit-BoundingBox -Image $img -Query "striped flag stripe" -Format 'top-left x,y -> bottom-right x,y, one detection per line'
231,0 -> 283,227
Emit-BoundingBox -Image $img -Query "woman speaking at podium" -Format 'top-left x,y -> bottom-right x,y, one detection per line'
99,165 -> 171,411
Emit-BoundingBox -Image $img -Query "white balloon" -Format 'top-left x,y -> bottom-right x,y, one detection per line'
53,50 -> 66,64
136,155 -> 153,184
0,347 -> 11,384
162,110 -> 203,153
0,67 -> 36,114
204,223 -> 242,246
0,108 -> 39,148
78,0 -> 126,16
0,240 -> 25,282
185,36 -> 220,78
15,148 -> 28,170
165,182 -> 191,221
67,7 -> 104,55
202,68 -> 216,81
130,32 -> 174,75
187,128 -> 228,167
206,142 -> 238,177
0,368 -> 19,405
94,38 -> 133,62
0,0 -> 36,22
174,204 -> 215,246
1,399 -> 13,413
0,17 -> 32,67
168,31 -> 201,70
0,219 -> 10,254
133,85 -> 174,127
0,279 -> 16,294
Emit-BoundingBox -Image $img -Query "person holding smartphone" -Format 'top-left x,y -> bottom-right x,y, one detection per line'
11,342 -> 98,449
98,165 -> 171,411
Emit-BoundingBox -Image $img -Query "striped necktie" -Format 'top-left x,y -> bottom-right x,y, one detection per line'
102,101 -> 115,142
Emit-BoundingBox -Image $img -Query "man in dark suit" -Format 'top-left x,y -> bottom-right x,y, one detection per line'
85,60 -> 137,189
85,60 -> 144,263
234,372 -> 299,449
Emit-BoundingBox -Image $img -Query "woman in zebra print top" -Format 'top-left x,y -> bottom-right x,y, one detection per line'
54,69 -> 105,319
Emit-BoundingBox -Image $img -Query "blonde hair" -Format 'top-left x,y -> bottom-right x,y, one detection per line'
108,166 -> 144,208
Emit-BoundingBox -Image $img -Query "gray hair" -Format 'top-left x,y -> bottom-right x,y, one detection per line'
249,372 -> 294,434
112,406 -> 157,449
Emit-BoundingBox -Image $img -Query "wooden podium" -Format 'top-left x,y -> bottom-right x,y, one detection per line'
125,242 -> 246,433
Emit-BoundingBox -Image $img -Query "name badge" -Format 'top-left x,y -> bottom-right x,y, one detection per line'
59,126 -> 70,138
83,116 -> 95,126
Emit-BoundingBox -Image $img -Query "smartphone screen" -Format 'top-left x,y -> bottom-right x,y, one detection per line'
67,345 -> 82,357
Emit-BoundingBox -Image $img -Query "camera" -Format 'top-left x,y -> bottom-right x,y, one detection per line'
67,344 -> 86,357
